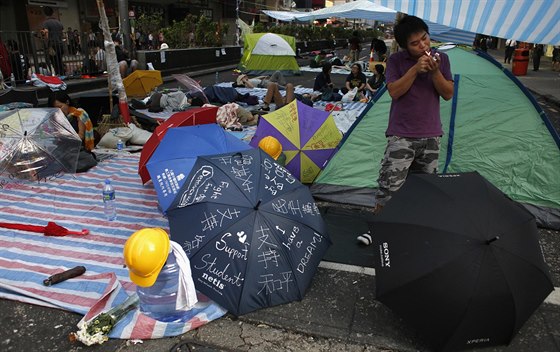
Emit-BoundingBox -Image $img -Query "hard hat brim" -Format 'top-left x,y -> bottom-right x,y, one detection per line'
129,270 -> 160,287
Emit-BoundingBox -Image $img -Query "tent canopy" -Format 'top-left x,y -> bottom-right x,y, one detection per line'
311,46 -> 560,229
373,0 -> 560,45
295,0 -> 397,22
266,1 -> 475,45
239,33 -> 300,75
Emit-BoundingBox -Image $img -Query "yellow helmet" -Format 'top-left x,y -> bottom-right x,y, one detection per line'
258,136 -> 282,160
123,228 -> 170,287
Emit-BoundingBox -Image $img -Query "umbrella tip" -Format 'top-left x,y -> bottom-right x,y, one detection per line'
486,236 -> 500,245
254,200 -> 261,210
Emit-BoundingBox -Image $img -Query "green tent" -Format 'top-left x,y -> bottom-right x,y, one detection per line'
239,33 -> 300,75
311,46 -> 560,229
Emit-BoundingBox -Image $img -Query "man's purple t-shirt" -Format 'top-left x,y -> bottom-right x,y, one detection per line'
385,49 -> 452,138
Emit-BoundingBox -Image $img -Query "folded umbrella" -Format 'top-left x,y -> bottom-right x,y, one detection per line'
0,221 -> 89,236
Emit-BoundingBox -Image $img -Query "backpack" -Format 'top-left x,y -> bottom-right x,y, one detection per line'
0,39 -> 12,79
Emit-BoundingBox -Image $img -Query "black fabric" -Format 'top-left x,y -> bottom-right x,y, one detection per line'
76,147 -> 97,173
370,172 -> 554,351
203,86 -> 239,104
319,205 -> 375,268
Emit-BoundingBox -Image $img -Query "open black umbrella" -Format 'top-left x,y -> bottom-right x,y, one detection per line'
371,172 -> 554,352
167,148 -> 331,316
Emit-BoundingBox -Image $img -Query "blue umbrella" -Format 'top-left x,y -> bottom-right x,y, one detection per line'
145,124 -> 251,213
166,148 -> 331,316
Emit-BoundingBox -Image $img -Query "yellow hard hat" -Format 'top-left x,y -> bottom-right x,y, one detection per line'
123,228 -> 170,287
258,136 -> 282,160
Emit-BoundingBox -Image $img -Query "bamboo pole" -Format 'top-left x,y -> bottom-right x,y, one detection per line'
96,0 -> 130,123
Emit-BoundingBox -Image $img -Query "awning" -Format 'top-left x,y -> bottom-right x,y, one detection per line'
373,0 -> 560,45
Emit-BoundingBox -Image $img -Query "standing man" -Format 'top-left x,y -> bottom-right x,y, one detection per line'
357,15 -> 453,246
504,38 -> 516,64
532,44 -> 544,71
41,6 -> 65,76
348,31 -> 361,63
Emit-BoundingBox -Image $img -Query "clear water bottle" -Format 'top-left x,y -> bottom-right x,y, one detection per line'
215,71 -> 219,84
102,179 -> 117,221
116,139 -> 124,151
10,73 -> 16,88
137,251 -> 190,322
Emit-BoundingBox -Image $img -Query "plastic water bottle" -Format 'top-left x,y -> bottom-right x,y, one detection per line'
137,251 -> 190,322
116,139 -> 124,151
102,179 -> 117,221
10,73 -> 16,88
215,71 -> 219,84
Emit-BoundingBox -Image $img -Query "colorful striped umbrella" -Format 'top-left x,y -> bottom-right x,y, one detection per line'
250,100 -> 342,184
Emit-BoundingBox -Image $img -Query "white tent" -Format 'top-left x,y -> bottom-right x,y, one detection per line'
373,0 -> 560,45
295,0 -> 397,22
284,0 -> 475,45
262,10 -> 310,22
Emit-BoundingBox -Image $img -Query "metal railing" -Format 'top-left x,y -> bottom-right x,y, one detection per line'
0,30 -> 107,81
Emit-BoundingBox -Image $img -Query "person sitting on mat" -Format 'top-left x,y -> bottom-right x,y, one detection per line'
48,91 -> 95,151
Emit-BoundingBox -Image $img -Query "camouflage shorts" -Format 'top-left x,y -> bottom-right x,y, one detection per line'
375,136 -> 441,206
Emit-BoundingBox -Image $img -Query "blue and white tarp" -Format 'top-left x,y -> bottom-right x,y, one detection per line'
0,155 -> 226,340
373,0 -> 560,45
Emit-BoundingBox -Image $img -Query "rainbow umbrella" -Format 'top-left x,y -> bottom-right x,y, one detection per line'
250,100 -> 342,183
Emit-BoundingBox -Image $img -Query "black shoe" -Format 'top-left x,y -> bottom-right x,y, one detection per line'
260,105 -> 270,111
130,98 -> 147,110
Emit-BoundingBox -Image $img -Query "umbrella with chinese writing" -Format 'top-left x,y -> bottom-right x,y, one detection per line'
145,124 -> 250,213
249,100 -> 342,183
166,148 -> 331,316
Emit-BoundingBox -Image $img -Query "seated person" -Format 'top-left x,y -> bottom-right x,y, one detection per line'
48,91 -> 95,151
261,83 -> 317,111
235,71 -> 286,89
313,63 -> 342,101
365,64 -> 386,98
371,37 -> 388,62
345,63 -> 367,101
113,34 -> 138,78
310,50 -> 327,68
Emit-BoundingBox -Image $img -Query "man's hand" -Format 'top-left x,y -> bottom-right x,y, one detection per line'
416,51 -> 440,73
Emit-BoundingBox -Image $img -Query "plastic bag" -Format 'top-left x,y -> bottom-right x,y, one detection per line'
341,87 -> 358,103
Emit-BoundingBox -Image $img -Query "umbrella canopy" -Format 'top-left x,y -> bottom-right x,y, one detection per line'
250,100 -> 342,184
123,70 -> 163,97
138,106 -> 218,184
371,172 -> 554,351
145,124 -> 251,212
373,0 -> 560,45
0,108 -> 82,181
167,148 -> 331,316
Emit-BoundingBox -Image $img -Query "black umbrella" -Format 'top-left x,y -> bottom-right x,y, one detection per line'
167,148 -> 331,316
371,172 -> 554,352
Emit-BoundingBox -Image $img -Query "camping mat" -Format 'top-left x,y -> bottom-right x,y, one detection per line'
299,65 -> 374,76
0,155 -> 226,340
319,205 -> 376,268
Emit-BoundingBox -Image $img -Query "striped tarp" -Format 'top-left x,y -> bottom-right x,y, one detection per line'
373,0 -> 560,45
0,154 -> 226,340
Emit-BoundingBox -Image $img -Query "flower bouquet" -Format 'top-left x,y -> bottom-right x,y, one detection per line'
73,293 -> 139,346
